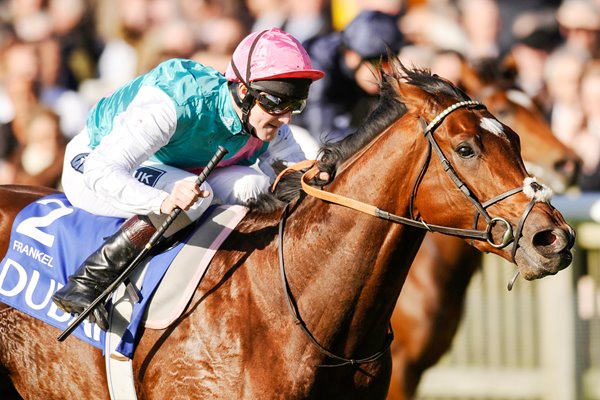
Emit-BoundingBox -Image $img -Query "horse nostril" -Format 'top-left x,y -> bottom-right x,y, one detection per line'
555,158 -> 577,174
554,157 -> 582,184
532,230 -> 557,248
567,227 -> 576,249
554,159 -> 572,173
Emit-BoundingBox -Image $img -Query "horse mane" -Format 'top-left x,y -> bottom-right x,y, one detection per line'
246,54 -> 469,213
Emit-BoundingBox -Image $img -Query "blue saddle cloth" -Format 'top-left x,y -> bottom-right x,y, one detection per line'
0,193 -> 189,357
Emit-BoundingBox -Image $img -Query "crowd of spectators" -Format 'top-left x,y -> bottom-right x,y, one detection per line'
0,0 -> 599,191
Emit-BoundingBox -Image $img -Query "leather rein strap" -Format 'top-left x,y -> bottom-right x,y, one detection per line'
278,101 -> 530,247
299,163 -> 489,240
278,202 -> 394,367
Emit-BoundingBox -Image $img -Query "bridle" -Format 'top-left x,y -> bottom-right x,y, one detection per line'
276,100 -> 544,367
414,100 -> 526,254
283,100 -> 542,252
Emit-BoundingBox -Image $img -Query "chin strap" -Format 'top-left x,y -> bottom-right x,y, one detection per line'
229,30 -> 269,137
228,83 -> 257,137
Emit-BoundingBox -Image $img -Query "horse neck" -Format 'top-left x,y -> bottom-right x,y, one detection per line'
286,122 -> 429,352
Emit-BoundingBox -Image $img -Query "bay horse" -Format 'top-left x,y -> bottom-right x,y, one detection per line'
387,58 -> 581,400
0,58 -> 574,399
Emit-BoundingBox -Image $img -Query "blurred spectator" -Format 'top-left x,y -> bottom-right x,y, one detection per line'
0,37 -> 41,145
0,33 -> 75,186
572,61 -> 600,190
48,0 -> 101,90
399,2 -> 469,54
506,9 -> 562,108
398,43 -> 436,70
284,0 -> 329,43
7,0 -> 52,43
496,0 -> 561,55
193,16 -> 249,73
458,0 -> 501,59
6,0 -> 45,21
2,0 -> 600,196
294,9 -> 404,144
146,0 -> 181,28
543,45 -> 589,146
430,49 -> 465,85
246,0 -> 329,43
136,18 -> 199,74
34,34 -> 89,139
556,0 -> 600,56
79,0 -> 150,106
247,0 -> 286,32
180,0 -> 239,23
1,105 -> 65,188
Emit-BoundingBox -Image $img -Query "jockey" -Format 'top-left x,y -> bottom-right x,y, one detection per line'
293,10 -> 404,143
52,28 -> 325,329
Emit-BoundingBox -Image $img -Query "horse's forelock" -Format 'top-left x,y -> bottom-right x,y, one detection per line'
386,55 -> 471,105
320,64 -> 408,167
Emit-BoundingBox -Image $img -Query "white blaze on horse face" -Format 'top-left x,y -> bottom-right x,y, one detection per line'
480,117 -> 506,139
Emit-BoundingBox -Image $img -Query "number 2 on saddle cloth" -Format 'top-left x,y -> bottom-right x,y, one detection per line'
0,194 -> 185,353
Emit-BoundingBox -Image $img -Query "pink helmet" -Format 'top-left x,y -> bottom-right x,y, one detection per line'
226,28 -> 324,83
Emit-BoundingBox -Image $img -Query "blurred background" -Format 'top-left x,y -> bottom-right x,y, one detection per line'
1,0 -> 600,398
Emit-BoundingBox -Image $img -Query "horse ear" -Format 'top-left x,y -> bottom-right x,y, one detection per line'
386,52 -> 421,103
392,73 -> 427,106
387,55 -> 444,108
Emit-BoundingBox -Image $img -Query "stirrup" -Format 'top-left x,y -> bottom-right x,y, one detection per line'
90,304 -> 110,331
123,278 -> 141,303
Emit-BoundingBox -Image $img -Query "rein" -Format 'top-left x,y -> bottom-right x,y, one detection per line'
274,100 -> 539,367
282,102 -> 531,249
278,203 -> 394,367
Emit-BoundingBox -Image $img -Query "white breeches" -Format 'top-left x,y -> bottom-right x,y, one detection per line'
62,132 -> 271,235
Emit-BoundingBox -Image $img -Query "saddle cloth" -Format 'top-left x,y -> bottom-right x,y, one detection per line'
0,193 -> 247,358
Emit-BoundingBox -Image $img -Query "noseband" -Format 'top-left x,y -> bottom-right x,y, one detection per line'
275,100 -> 544,367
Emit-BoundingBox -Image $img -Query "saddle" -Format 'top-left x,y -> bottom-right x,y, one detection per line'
0,193 -> 247,354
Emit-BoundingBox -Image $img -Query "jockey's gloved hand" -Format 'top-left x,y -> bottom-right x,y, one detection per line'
311,162 -> 336,187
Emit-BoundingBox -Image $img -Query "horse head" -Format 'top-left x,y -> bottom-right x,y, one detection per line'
385,58 -> 581,400
323,55 -> 575,282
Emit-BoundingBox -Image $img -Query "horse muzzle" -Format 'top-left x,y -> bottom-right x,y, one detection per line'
514,221 -> 575,281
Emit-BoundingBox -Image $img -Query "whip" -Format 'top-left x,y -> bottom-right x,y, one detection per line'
57,146 -> 228,341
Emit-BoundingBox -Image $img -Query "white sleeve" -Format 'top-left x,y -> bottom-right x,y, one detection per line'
256,124 -> 314,181
83,86 -> 177,215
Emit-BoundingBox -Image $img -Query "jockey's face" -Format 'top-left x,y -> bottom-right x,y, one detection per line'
249,100 -> 292,141
235,84 -> 293,141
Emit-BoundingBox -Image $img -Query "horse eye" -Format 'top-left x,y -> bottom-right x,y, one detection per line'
456,144 -> 475,158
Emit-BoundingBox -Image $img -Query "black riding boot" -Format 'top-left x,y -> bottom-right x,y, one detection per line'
52,215 -> 156,330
